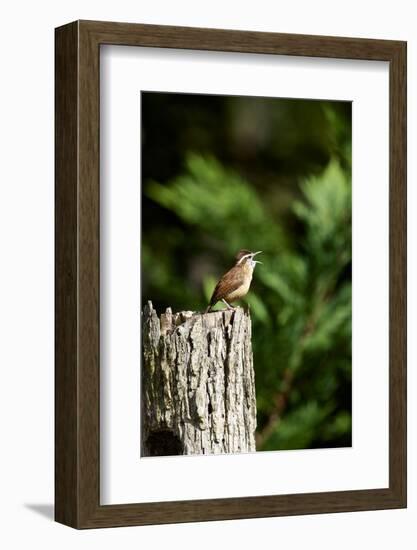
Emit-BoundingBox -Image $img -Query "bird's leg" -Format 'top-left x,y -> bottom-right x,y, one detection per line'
222,299 -> 235,311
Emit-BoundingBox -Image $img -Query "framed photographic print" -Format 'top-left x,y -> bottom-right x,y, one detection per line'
55,20 -> 406,528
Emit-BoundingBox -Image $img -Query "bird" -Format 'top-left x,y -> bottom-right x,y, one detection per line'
205,250 -> 262,313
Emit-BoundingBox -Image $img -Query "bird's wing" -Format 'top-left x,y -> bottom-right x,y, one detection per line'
210,265 -> 246,305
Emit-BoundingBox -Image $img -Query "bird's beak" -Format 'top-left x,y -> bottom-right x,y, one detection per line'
252,251 -> 262,264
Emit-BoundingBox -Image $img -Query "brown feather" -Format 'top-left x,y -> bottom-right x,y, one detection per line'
209,264 -> 247,306
206,249 -> 261,312
235,249 -> 252,261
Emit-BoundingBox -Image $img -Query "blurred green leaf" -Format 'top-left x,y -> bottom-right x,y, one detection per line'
262,402 -> 333,451
244,292 -> 270,324
146,153 -> 286,255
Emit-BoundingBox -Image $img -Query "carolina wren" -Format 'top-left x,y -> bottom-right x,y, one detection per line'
206,250 -> 262,312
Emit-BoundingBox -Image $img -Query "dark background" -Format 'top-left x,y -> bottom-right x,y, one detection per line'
141,91 -> 352,451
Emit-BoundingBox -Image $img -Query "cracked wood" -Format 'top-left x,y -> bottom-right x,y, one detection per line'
142,301 -> 257,456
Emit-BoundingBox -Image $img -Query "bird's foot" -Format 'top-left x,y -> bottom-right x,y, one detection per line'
222,299 -> 236,311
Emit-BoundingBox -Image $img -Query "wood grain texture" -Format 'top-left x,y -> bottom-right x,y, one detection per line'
142,303 -> 257,456
55,21 -> 79,527
388,41 -> 407,504
55,20 -> 407,529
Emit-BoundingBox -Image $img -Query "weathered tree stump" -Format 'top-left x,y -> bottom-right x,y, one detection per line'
141,301 -> 257,456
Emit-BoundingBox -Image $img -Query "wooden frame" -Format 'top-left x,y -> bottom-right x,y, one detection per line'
55,20 -> 407,529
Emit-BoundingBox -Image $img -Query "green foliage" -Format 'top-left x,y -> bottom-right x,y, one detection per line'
147,153 -> 286,255
143,152 -> 351,452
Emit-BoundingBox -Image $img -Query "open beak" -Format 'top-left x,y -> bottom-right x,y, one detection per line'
252,251 -> 262,264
